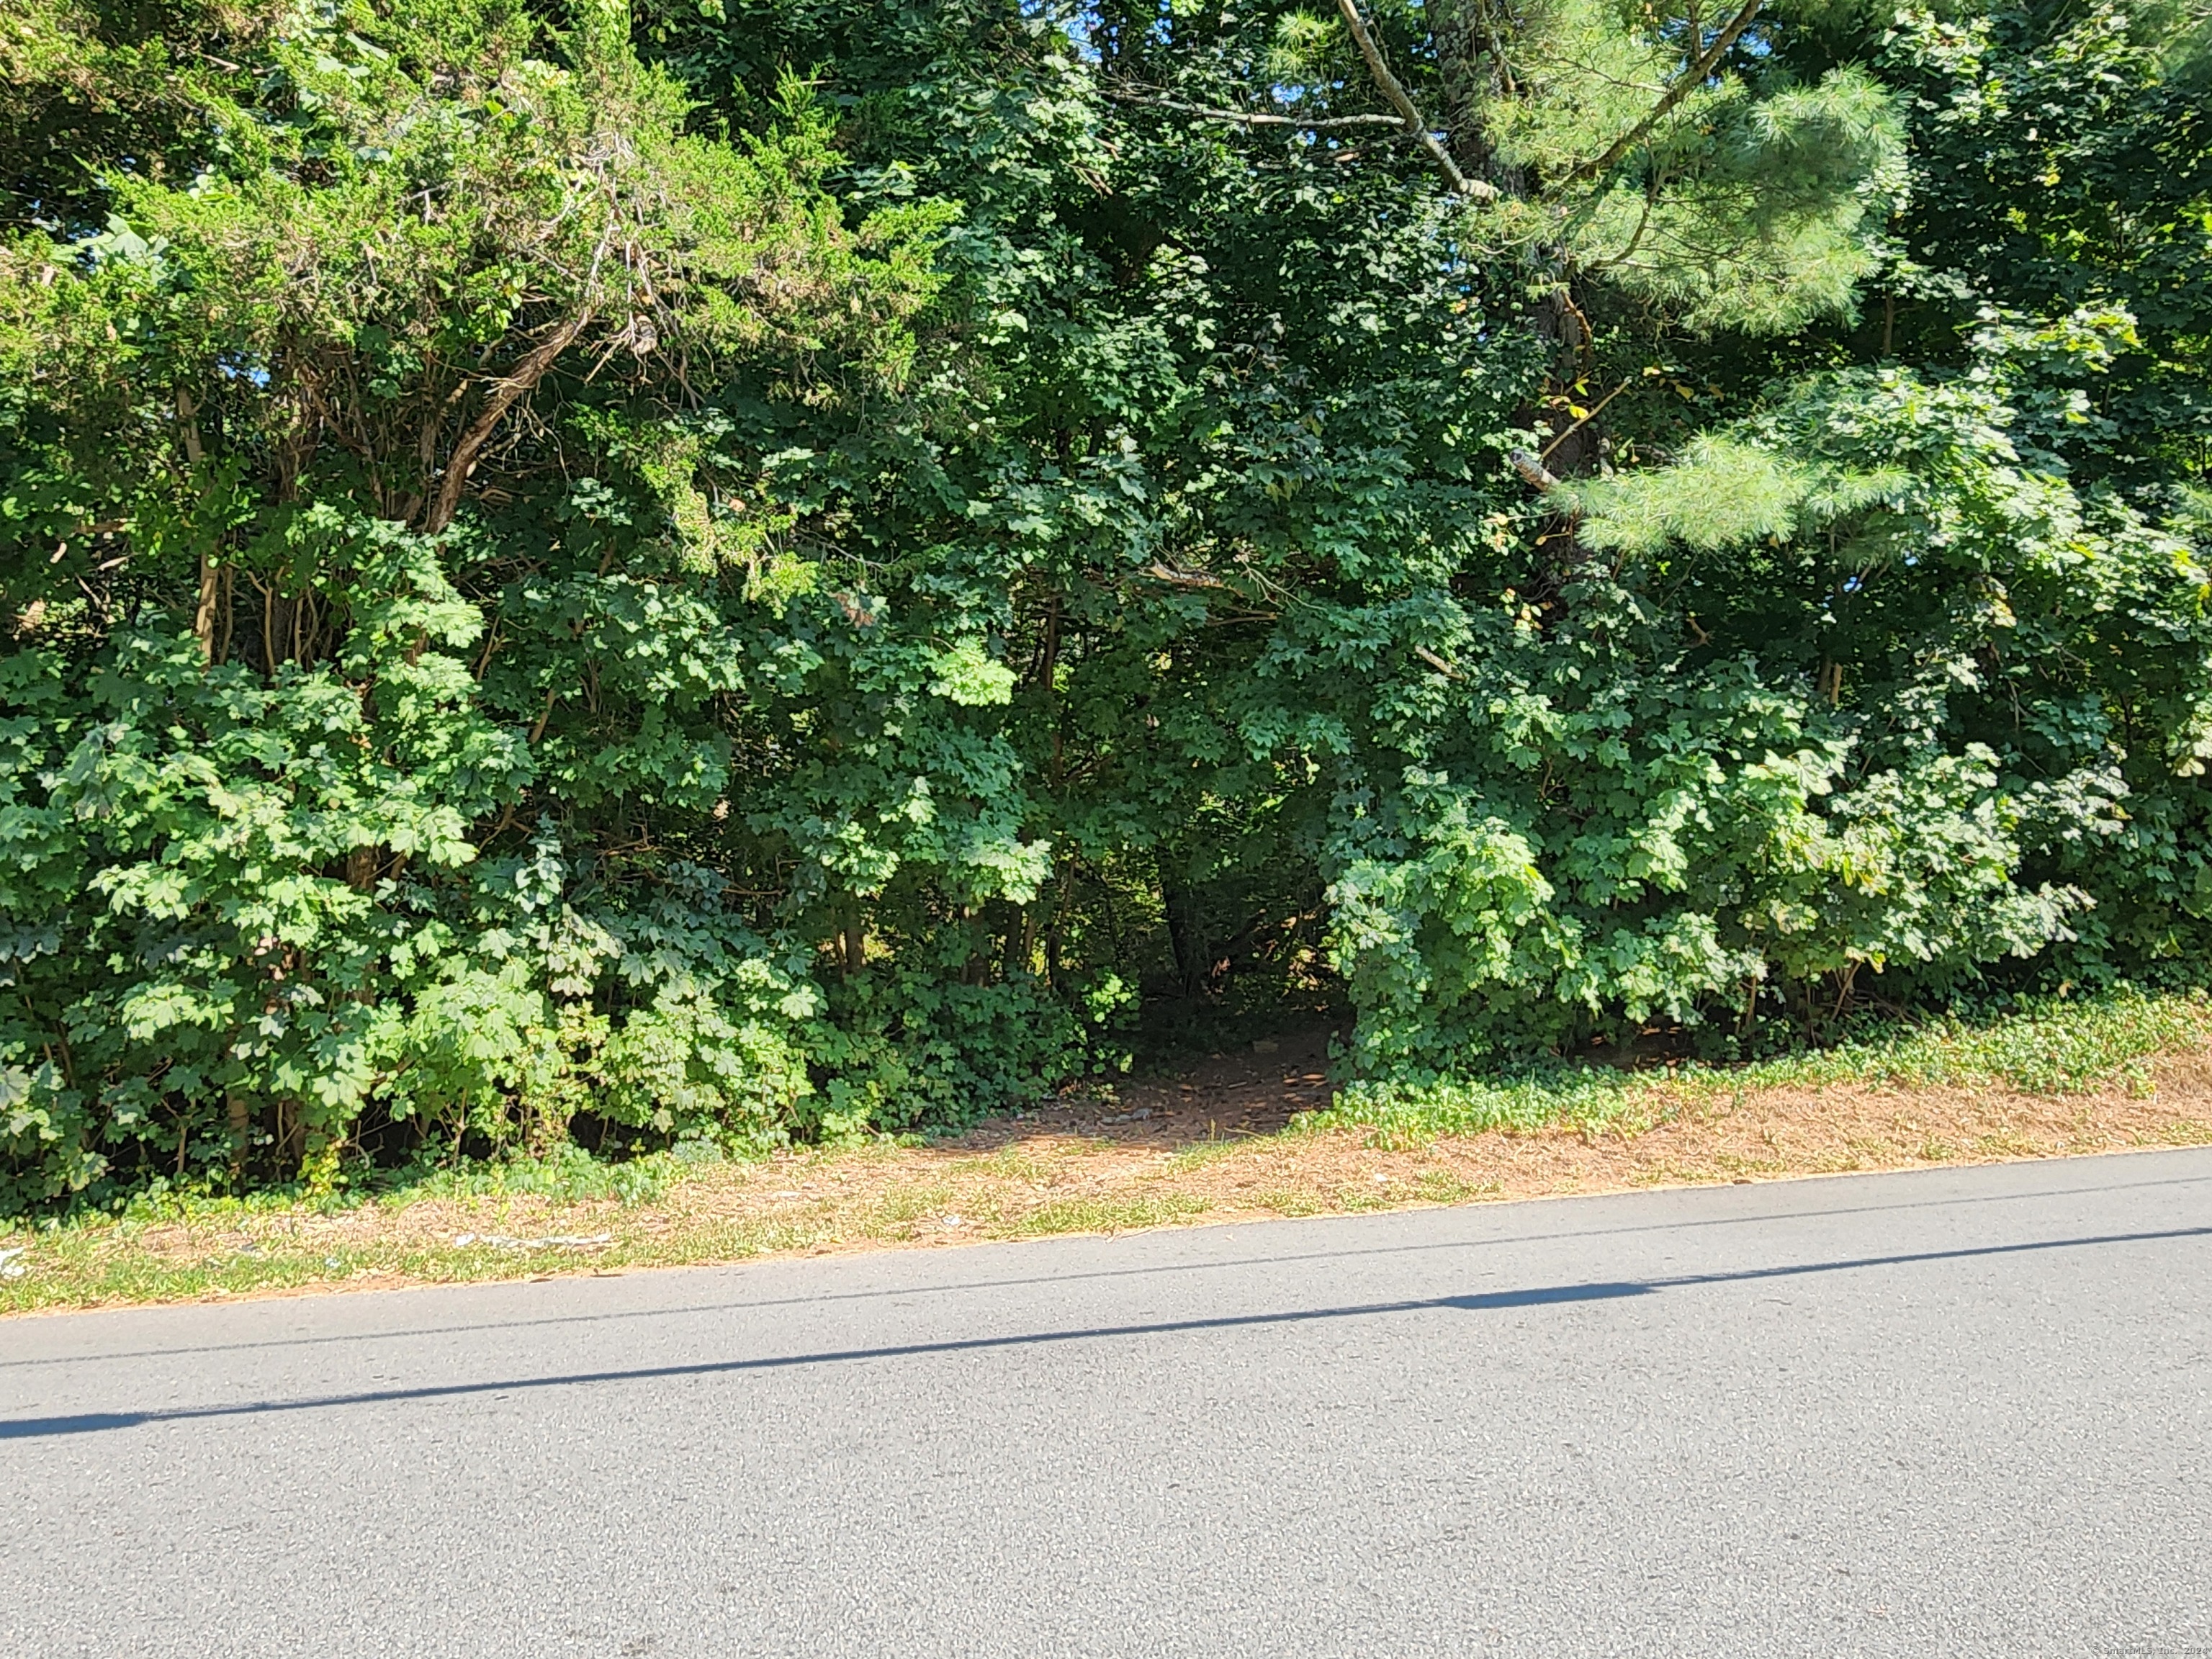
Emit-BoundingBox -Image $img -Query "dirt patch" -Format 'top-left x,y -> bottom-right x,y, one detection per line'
914,1045 -> 2212,1225
8,1036 -> 2212,1316
970,1026 -> 1345,1146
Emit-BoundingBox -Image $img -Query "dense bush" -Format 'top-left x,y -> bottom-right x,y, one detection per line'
0,0 -> 2204,1210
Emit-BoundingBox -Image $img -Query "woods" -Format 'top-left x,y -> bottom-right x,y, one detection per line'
1,0 -> 2207,1213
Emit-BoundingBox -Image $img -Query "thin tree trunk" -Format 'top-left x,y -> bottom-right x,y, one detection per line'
194,557 -> 220,665
177,388 -> 223,665
225,1094 -> 250,1181
839,904 -> 867,978
1159,856 -> 1210,999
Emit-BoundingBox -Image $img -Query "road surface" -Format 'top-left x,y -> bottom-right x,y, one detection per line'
4,1148 -> 2211,1657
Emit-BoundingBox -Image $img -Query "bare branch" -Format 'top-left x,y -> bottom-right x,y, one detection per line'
1539,377 -> 1632,461
1412,644 -> 1463,679
1146,562 -> 1234,590
1334,0 -> 1498,201
1105,86 -> 1408,132
1564,0 -> 1766,186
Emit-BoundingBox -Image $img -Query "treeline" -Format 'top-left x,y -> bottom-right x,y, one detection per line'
0,0 -> 2206,1210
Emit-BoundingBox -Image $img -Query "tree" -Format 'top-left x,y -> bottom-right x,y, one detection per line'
0,0 -> 944,1203
1,0 -> 2206,1213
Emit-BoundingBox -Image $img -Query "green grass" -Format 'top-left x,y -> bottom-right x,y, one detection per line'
0,1141 -> 762,1316
868,1182 -> 959,1231
0,1228 -> 631,1315
66,1138 -> 713,1240
1771,990 -> 2211,1096
1002,1192 -> 1213,1238
1161,1133 -> 1254,1172
1304,988 -> 2212,1141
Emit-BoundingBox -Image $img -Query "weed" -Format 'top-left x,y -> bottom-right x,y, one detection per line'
1164,1136 -> 1250,1173
1003,1195 -> 1210,1238
868,1184 -> 956,1231
1249,1188 -> 1328,1218
1413,1171 -> 1498,1204
1362,1122 -> 1437,1153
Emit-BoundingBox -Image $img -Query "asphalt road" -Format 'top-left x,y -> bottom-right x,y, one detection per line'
4,1150 -> 2211,1658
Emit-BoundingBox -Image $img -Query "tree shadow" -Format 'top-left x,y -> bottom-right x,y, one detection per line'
7,1223 -> 2205,1442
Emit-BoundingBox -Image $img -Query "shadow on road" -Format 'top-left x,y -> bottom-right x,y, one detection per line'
12,1165 -> 2208,1376
6,1223 -> 2207,1442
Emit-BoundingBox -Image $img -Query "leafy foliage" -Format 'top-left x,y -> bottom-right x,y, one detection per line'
0,0 -> 2206,1211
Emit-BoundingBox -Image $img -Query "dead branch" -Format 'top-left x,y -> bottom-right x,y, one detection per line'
1105,86 -> 1409,132
1509,448 -> 1563,492
1412,644 -> 1463,679
1146,562 -> 1236,590
1334,0 -> 1498,201
423,310 -> 593,535
1539,377 -> 1632,462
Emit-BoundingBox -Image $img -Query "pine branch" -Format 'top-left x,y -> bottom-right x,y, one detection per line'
1563,0 -> 1767,186
1509,449 -> 1563,492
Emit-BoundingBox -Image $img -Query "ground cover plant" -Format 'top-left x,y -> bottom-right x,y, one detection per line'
1,0 -> 2207,1216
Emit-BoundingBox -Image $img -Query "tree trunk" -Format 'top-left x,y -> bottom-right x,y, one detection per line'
839,904 -> 866,979
193,555 -> 220,665
1159,857 -> 1210,999
225,1094 -> 250,1181
1429,0 -> 1524,196
421,310 -> 592,536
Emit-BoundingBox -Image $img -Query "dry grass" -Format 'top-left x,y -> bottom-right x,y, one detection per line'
6,1025 -> 2211,1318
